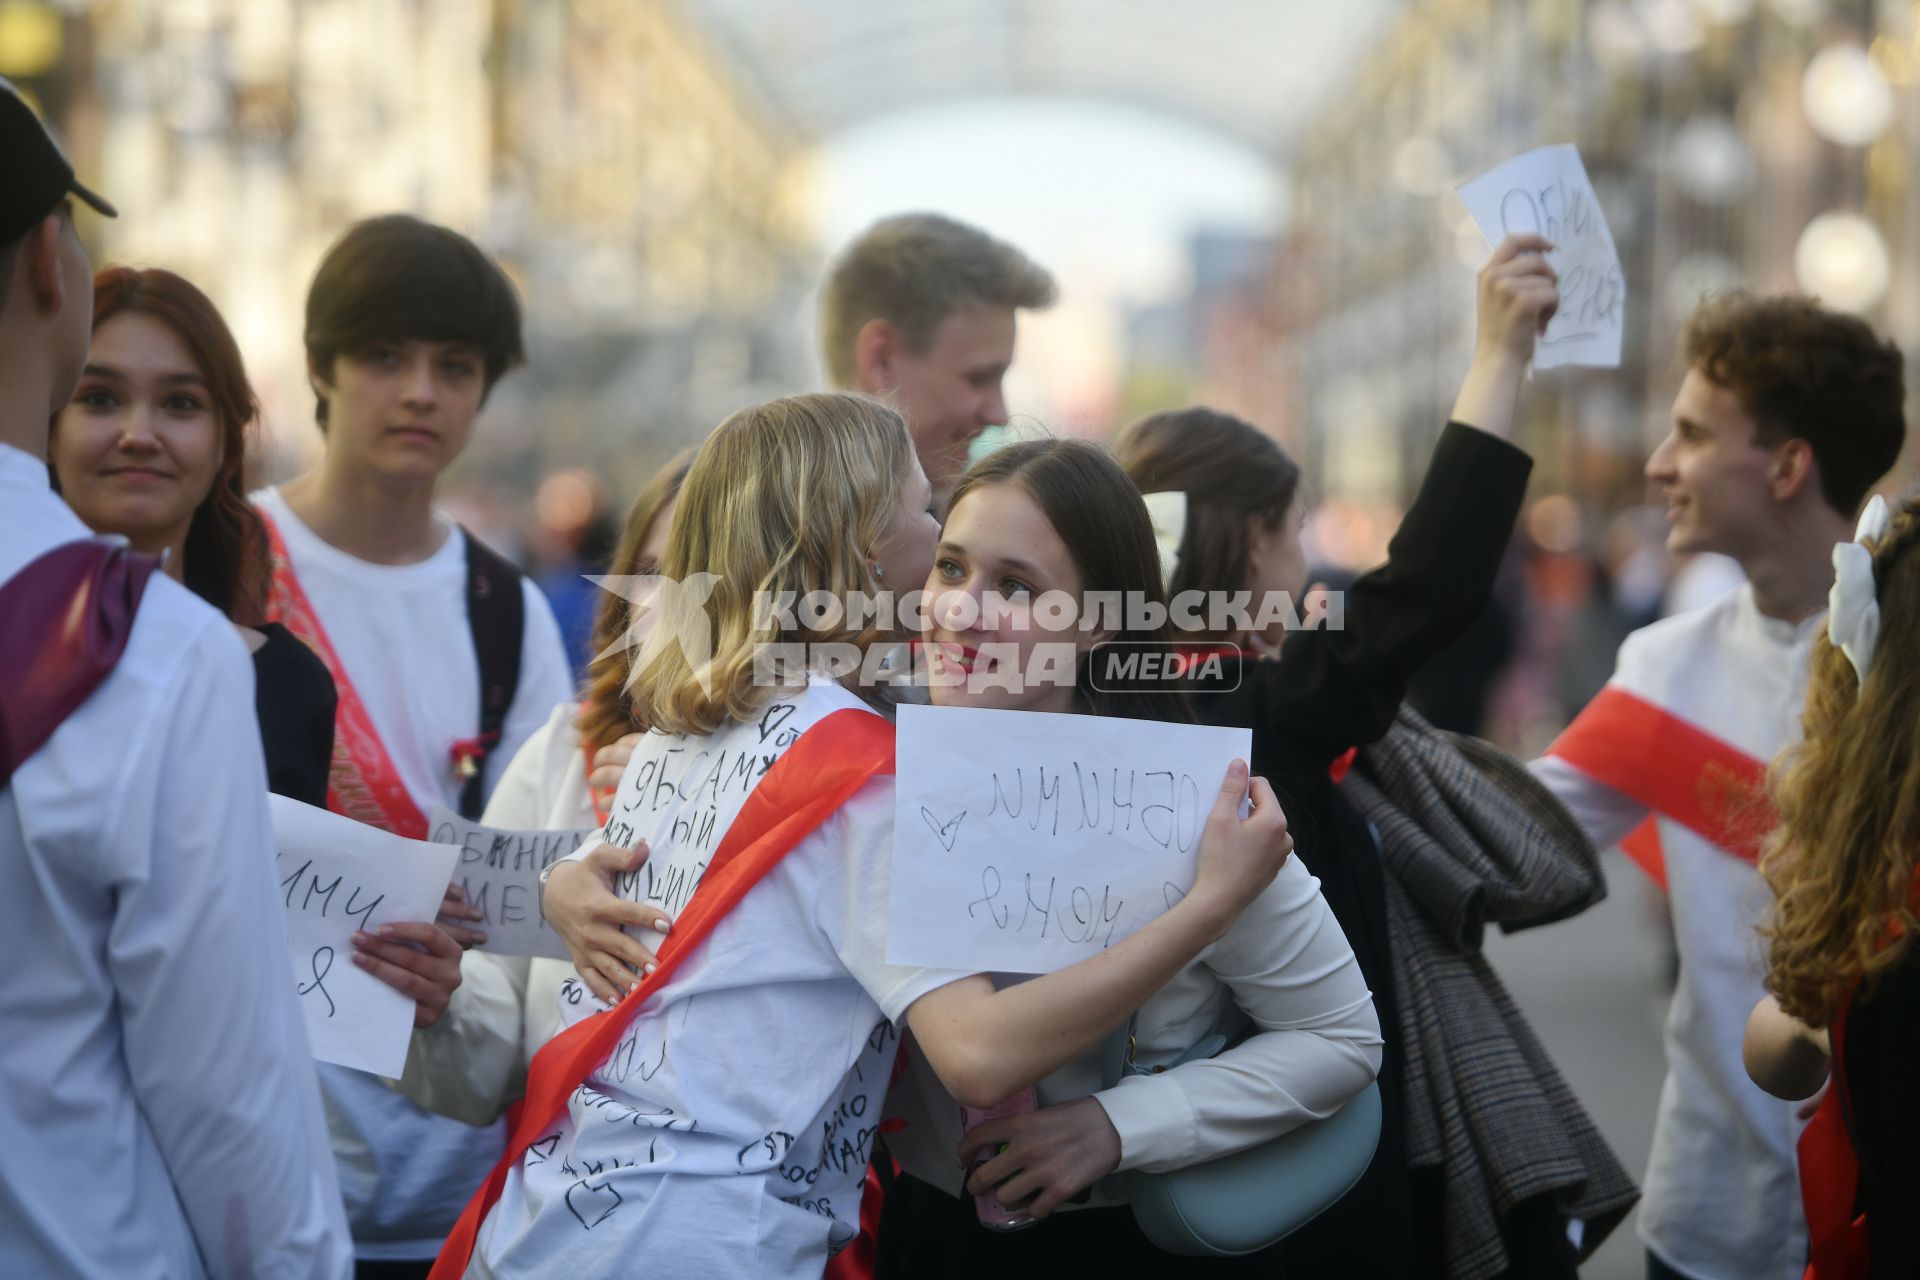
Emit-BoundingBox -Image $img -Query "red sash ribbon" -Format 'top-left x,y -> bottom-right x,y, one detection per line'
431,706 -> 897,1279
0,539 -> 159,786
1797,875 -> 1920,1279
1545,684 -> 1777,889
1798,987 -> 1868,1280
260,509 -> 429,838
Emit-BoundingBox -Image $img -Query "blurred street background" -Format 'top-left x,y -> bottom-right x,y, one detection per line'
9,3 -> 1918,1271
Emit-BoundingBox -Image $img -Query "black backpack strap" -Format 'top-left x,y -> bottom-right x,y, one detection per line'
458,527 -> 525,820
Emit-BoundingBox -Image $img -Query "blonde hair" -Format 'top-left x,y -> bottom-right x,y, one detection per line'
1761,495 -> 1920,1026
820,214 -> 1056,387
628,392 -> 915,736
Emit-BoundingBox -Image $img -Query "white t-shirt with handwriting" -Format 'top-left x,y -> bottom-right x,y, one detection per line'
472,679 -> 962,1279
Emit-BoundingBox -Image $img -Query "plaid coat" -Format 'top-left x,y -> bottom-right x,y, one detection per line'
1341,706 -> 1640,1279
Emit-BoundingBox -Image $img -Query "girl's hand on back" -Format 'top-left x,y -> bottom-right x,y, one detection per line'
1186,759 -> 1293,933
544,842 -> 674,1004
589,731 -> 645,793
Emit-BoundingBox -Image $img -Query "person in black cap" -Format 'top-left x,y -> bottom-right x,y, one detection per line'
0,74 -> 116,453
1,75 -> 355,1278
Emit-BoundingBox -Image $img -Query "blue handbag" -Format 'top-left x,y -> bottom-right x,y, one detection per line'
1101,1014 -> 1383,1257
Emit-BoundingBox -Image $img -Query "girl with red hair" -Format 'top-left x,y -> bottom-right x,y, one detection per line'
52,266 -> 463,1029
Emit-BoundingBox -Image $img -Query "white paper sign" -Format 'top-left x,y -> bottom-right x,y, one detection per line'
270,795 -> 459,1078
426,806 -> 594,960
887,704 -> 1253,974
1457,144 -> 1627,370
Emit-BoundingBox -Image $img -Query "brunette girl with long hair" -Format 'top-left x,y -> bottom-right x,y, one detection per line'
870,438 -> 1382,1276
51,266 -> 329,800
1746,495 -> 1920,1278
1110,236 -> 1601,1275
51,266 -> 464,1043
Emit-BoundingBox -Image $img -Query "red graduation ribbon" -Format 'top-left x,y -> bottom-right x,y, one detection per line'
431,706 -> 896,1278
0,539 -> 159,786
260,509 -> 430,839
1797,875 -> 1920,1279
1545,684 -> 1777,889
1798,986 -> 1868,1280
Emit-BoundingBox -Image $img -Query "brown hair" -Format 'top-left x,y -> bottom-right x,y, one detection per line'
819,214 -> 1056,387
74,267 -> 269,624
304,214 -> 525,427
1683,293 -> 1905,517
949,440 -> 1192,724
1761,495 -> 1920,1026
574,449 -> 695,753
1111,407 -> 1302,642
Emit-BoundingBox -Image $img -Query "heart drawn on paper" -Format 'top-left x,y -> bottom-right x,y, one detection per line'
920,807 -> 966,853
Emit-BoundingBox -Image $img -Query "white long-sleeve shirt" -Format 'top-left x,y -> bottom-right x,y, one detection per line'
399,702 -> 592,1125
882,851 -> 1384,1201
1532,585 -> 1820,1280
1,443 -> 351,1278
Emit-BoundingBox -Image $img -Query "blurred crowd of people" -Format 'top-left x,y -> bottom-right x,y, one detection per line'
5,68 -> 1917,1280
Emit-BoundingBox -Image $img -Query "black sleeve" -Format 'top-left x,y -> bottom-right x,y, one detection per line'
1847,949 -> 1920,1274
253,624 -> 338,808
1246,420 -> 1532,788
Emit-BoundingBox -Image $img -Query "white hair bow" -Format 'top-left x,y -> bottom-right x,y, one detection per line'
1828,494 -> 1889,684
1141,491 -> 1187,589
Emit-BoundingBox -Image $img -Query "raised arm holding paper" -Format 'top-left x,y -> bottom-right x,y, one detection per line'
1109,224 -> 1645,1276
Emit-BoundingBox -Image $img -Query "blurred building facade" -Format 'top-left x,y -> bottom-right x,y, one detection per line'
1120,229 -> 1296,437
1248,0 -> 1919,510
1230,0 -> 1920,746
0,0 -> 813,498
1270,0 -> 1918,506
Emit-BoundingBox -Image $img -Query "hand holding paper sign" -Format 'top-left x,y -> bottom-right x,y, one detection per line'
437,882 -> 488,949
1451,234 -> 1561,439
1475,234 -> 1561,360
426,807 -> 599,961
349,920 -> 464,1028
1457,144 -> 1626,371
901,754 -> 1297,1109
1190,761 -> 1294,922
269,795 -> 460,1078
588,731 -> 646,793
887,704 -> 1260,974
